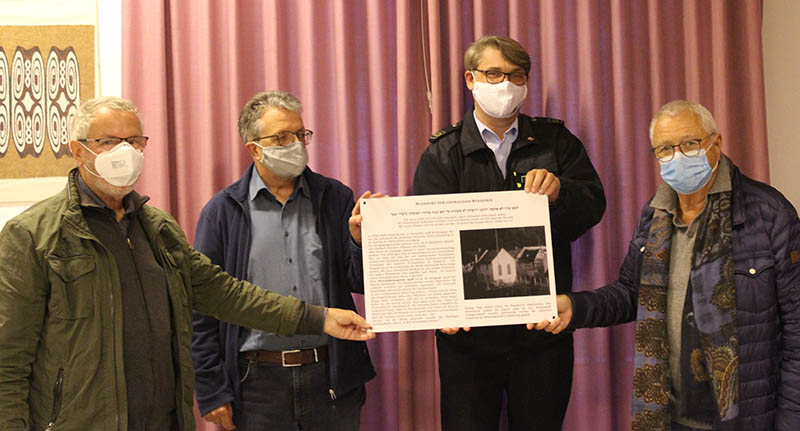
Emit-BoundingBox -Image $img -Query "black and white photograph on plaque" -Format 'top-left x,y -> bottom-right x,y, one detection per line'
361,190 -> 556,332
460,226 -> 549,300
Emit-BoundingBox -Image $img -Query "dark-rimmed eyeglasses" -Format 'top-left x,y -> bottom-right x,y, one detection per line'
651,132 -> 716,162
472,69 -> 528,86
253,129 -> 313,147
78,136 -> 149,150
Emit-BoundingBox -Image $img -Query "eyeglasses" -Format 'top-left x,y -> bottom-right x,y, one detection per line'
253,129 -> 313,147
651,132 -> 716,162
472,69 -> 528,86
78,136 -> 149,150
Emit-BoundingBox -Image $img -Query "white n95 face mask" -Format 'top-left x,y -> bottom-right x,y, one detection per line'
80,142 -> 145,187
255,141 -> 309,179
471,72 -> 528,119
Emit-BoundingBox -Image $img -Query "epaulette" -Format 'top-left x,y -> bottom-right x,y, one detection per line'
532,116 -> 564,125
429,122 -> 462,142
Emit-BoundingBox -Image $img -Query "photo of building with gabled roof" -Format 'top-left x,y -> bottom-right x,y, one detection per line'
476,247 -> 517,285
460,227 -> 550,300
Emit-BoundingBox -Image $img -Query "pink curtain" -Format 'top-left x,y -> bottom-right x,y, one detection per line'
122,1 -> 768,430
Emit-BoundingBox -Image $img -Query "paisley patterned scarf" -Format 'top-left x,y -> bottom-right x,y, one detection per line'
631,190 -> 738,430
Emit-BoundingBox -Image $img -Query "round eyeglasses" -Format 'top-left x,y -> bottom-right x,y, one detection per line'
651,132 -> 715,162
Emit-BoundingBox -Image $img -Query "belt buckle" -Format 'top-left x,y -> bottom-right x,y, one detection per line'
281,349 -> 302,367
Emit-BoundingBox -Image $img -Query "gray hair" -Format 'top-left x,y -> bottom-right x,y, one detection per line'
649,100 -> 717,143
69,96 -> 143,141
464,35 -> 531,75
238,91 -> 303,143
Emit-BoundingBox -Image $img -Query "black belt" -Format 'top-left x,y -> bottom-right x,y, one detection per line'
241,346 -> 328,367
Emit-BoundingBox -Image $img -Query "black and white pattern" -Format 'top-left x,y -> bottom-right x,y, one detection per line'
11,47 -> 46,157
1,44 -> 80,160
0,47 -> 9,156
46,47 -> 80,158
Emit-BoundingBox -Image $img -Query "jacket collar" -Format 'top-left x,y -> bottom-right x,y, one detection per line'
459,108 -> 486,156
75,173 -> 149,215
224,164 -> 330,211
61,168 -> 96,237
460,106 -> 537,156
727,157 -> 746,227
63,168 -> 166,243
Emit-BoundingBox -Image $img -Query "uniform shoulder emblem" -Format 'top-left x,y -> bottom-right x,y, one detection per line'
429,122 -> 462,142
532,116 -> 564,125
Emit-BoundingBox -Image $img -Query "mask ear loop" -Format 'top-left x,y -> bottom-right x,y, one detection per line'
77,141 -> 105,179
251,141 -> 269,164
695,145 -> 720,193
710,157 -> 720,172
702,136 -> 721,172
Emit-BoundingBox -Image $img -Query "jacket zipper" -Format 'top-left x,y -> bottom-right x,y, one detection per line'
107,214 -> 122,430
44,368 -> 64,431
111,275 -> 120,429
103,213 -> 123,429
316,186 -> 339,402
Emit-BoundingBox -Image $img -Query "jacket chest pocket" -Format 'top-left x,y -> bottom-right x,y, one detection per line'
733,253 -> 776,313
510,151 -> 558,176
46,255 -> 95,319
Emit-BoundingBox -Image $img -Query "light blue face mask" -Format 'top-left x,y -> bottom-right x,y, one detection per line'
659,148 -> 718,195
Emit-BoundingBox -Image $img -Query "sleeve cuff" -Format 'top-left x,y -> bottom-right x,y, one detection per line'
295,304 -> 326,335
566,292 -> 585,330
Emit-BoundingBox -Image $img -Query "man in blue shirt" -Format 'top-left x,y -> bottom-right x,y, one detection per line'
192,91 -> 379,430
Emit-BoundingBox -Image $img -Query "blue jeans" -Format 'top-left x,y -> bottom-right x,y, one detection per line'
232,358 -> 364,431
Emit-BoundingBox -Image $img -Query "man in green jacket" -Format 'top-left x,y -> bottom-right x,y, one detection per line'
0,96 -> 374,431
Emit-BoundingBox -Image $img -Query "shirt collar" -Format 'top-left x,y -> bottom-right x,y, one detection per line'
473,110 -> 519,144
76,173 -> 144,215
249,170 -> 310,202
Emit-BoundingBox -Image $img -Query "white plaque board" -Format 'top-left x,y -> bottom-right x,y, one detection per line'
361,190 -> 558,332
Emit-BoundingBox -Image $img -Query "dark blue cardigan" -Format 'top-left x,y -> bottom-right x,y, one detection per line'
191,165 -> 375,416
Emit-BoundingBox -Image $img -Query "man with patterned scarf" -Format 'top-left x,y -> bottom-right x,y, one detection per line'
535,100 -> 800,430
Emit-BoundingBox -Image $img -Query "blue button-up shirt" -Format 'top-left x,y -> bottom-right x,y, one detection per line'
473,111 -> 519,178
239,172 -> 328,351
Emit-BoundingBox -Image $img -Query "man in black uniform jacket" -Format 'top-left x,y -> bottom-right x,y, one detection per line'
412,35 -> 606,431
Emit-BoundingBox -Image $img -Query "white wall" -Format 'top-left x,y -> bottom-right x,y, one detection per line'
764,0 -> 800,210
0,177 -> 71,228
97,0 -> 122,97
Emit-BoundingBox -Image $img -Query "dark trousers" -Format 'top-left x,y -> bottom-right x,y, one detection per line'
437,335 -> 574,431
232,358 -> 364,431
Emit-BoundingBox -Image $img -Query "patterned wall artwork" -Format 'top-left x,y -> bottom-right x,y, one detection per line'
0,25 -> 94,179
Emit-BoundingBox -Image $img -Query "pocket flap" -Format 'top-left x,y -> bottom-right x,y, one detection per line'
734,253 -> 774,277
47,255 -> 96,282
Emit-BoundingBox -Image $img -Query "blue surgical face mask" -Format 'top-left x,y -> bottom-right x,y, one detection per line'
659,147 -> 718,195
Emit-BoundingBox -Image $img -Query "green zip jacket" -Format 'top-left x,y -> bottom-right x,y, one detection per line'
0,169 -> 324,430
